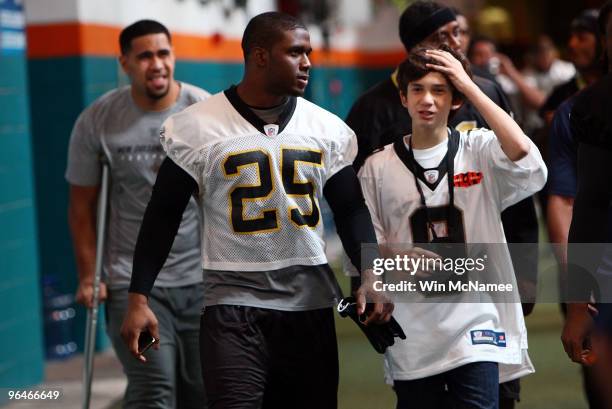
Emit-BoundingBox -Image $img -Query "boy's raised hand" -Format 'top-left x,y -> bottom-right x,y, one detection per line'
425,49 -> 475,95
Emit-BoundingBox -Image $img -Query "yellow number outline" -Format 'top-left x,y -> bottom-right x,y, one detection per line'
281,146 -> 324,229
222,149 -> 279,235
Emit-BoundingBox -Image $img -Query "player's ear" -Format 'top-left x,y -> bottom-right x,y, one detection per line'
252,46 -> 269,67
119,54 -> 129,74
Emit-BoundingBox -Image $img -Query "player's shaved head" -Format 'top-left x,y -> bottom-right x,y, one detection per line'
242,12 -> 307,61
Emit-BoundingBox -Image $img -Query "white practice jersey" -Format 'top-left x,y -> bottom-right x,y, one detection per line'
358,128 -> 547,383
161,87 -> 356,272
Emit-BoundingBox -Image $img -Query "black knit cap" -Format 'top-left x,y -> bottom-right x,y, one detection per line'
399,1 -> 456,52
571,9 -> 600,36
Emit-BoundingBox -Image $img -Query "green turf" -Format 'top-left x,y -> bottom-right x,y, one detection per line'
337,315 -> 395,409
521,304 -> 588,409
518,228 -> 588,408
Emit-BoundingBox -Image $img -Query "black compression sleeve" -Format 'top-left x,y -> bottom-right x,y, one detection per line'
129,157 -> 198,296
323,166 -> 380,273
567,142 -> 612,301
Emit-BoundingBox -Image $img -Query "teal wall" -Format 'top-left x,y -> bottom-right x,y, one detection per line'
176,60 -> 244,94
0,27 -> 45,392
308,66 -> 391,119
28,57 -> 118,353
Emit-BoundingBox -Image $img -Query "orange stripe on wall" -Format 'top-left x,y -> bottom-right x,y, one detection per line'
311,49 -> 405,68
27,23 -> 404,68
27,24 -> 120,58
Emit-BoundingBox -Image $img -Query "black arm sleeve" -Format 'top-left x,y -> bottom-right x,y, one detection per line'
346,97 -> 382,173
129,157 -> 198,296
323,166 -> 380,273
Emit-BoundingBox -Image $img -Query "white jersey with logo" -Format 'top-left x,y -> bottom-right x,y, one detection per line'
358,128 -> 547,383
160,88 -> 356,272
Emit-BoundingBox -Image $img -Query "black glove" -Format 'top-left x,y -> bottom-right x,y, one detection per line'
337,296 -> 406,353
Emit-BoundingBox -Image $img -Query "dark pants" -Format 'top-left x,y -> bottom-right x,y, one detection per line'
499,379 -> 520,409
200,305 -> 338,409
106,285 -> 205,409
394,362 -> 499,409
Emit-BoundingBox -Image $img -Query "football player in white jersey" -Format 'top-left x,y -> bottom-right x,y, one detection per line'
355,46 -> 547,408
119,12 -> 392,409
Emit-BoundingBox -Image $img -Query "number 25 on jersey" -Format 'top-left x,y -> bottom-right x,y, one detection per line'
223,147 -> 323,234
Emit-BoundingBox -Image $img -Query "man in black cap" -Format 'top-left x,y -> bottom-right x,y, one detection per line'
540,9 -> 604,125
345,2 -> 539,408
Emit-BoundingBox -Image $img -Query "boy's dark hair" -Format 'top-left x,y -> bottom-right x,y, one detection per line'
399,1 -> 456,52
241,12 -> 307,61
397,44 -> 472,104
119,20 -> 171,55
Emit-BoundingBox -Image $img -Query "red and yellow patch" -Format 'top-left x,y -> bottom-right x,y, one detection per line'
453,172 -> 483,188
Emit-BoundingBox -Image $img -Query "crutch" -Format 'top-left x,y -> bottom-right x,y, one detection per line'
82,156 -> 110,409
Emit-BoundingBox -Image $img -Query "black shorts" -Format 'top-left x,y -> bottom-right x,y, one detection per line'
199,305 -> 338,409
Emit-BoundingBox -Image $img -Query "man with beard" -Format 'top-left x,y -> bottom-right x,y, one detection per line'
540,9 -> 603,124
66,20 -> 209,408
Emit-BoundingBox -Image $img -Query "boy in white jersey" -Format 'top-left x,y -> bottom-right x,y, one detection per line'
120,12 -> 393,409
356,46 -> 547,408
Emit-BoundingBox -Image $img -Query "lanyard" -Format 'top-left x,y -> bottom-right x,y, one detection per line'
405,131 -> 457,241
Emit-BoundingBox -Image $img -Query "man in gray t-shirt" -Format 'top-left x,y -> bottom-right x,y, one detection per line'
66,20 -> 209,408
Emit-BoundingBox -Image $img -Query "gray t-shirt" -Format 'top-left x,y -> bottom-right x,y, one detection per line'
66,83 -> 210,289
249,100 -> 288,124
202,265 -> 341,311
